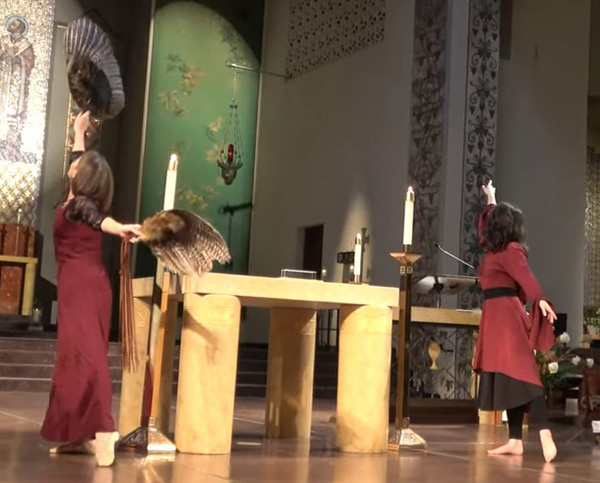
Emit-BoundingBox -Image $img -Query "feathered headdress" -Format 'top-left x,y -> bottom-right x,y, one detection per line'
64,16 -> 125,119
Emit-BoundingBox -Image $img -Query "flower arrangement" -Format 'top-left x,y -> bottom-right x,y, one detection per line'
535,332 -> 594,392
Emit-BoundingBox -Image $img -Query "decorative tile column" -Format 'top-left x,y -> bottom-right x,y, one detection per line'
458,0 -> 501,309
407,0 -> 448,305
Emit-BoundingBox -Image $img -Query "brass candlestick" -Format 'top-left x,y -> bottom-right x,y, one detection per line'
118,268 -> 177,455
388,248 -> 427,450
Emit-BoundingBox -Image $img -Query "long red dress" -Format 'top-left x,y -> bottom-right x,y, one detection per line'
473,204 -> 555,411
40,204 -> 115,442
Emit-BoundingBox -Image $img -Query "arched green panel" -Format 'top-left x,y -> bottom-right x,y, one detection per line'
137,1 -> 259,276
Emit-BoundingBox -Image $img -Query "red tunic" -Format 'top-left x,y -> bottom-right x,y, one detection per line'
473,205 -> 555,387
40,205 -> 115,442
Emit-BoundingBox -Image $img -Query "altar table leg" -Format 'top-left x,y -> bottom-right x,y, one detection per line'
336,304 -> 392,453
118,296 -> 151,436
175,294 -> 241,454
265,308 -> 317,439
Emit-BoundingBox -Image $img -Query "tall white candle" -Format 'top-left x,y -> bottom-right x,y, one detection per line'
163,153 -> 179,210
354,233 -> 362,280
403,186 -> 415,247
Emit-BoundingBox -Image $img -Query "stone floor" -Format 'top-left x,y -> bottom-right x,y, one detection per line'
0,392 -> 597,482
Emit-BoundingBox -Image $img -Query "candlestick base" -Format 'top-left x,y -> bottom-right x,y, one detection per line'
387,418 -> 427,451
390,252 -> 422,266
118,417 -> 176,454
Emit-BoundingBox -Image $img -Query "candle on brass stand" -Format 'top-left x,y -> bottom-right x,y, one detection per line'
388,186 -> 427,450
119,153 -> 179,455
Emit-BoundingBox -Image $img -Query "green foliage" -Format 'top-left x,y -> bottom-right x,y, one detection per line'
535,342 -> 584,392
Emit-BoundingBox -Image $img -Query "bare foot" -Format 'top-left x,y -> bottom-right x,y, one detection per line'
488,438 -> 523,456
94,432 -> 119,467
49,441 -> 95,455
539,429 -> 557,463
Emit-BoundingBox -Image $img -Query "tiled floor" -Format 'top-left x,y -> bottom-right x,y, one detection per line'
0,392 -> 597,482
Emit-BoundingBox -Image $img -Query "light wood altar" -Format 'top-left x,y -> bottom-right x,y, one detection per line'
119,273 -> 482,454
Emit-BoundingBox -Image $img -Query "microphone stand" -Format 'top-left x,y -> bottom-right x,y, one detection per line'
434,243 -> 476,272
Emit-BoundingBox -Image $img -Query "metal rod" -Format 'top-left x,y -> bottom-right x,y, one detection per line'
225,62 -> 289,79
435,243 -> 475,271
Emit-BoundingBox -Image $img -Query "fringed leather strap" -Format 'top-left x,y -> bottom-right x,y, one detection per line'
119,239 -> 137,372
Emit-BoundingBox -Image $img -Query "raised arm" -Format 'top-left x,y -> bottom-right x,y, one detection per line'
477,180 -> 497,249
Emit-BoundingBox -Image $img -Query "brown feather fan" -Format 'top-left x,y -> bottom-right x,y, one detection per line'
141,209 -> 231,275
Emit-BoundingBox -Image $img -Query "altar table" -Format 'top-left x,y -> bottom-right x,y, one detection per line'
118,273 -> 480,454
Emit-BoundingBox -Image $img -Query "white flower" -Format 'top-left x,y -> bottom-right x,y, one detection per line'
559,332 -> 571,344
572,356 -> 581,366
587,358 -> 595,369
548,362 -> 559,374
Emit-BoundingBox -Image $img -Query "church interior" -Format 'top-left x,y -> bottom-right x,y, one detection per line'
1,0 -> 600,481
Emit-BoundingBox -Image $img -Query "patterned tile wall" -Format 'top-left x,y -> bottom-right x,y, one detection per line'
458,0 -> 500,309
286,0 -> 386,78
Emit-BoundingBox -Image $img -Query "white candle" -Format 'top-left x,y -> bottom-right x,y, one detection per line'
354,233 -> 362,279
403,186 -> 415,246
163,153 -> 179,210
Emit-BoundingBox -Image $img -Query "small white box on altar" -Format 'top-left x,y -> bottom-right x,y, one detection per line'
280,269 -> 317,280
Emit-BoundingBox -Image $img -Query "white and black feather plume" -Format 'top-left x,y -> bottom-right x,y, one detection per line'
64,16 -> 124,119
141,210 -> 231,276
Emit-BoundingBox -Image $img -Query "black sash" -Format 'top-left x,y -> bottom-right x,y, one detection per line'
483,287 -> 519,300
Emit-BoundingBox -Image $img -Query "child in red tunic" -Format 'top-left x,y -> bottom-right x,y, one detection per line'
41,112 -> 141,467
474,181 -> 558,462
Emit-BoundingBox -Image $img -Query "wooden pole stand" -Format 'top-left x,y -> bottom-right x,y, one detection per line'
387,250 -> 427,451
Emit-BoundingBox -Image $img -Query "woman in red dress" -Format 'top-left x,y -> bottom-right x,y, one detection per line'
474,181 -> 558,462
40,112 -> 141,467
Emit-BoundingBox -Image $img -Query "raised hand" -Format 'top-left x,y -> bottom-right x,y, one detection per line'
74,110 -> 91,136
481,180 -> 496,205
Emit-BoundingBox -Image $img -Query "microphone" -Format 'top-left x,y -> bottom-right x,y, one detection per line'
434,243 -> 476,271
219,202 -> 253,215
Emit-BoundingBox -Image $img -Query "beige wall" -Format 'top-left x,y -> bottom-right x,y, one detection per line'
246,0 -> 416,343
496,0 -> 591,342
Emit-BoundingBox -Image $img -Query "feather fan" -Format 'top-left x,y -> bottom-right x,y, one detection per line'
141,210 -> 231,276
64,16 -> 125,119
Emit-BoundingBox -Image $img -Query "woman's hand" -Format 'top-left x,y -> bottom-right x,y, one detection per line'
481,180 -> 497,205
74,111 -> 91,136
539,300 -> 557,324
119,224 -> 143,243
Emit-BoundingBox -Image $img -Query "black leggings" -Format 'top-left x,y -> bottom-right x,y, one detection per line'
507,397 -> 548,440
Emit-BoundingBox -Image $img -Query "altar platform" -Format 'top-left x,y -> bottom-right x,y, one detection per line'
0,391 -> 596,483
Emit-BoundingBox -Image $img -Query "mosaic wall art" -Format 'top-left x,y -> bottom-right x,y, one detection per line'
286,0 -> 386,78
458,0 -> 500,309
407,0 -> 448,305
585,147 -> 600,308
0,0 -> 55,226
